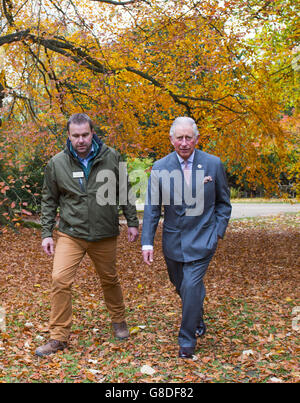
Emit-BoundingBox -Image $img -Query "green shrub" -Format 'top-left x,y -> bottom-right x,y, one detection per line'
230,187 -> 242,199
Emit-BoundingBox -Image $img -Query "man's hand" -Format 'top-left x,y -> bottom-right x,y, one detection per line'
42,237 -> 54,255
142,249 -> 153,266
128,227 -> 139,242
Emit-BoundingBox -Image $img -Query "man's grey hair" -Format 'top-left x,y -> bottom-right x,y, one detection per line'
67,113 -> 94,132
169,117 -> 199,138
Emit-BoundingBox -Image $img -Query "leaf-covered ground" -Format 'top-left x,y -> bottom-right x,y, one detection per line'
0,213 -> 299,383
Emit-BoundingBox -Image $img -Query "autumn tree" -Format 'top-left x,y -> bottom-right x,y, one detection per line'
0,0 -> 299,223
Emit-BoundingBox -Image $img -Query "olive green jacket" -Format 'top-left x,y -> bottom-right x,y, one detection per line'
41,135 -> 139,241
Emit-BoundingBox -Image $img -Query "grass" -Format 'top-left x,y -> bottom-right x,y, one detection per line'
230,211 -> 299,228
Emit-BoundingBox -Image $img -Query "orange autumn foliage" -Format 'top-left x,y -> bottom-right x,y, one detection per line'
0,0 -> 299,214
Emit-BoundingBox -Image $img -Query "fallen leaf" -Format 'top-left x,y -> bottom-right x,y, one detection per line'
140,365 -> 156,375
129,326 -> 140,335
269,377 -> 283,383
242,349 -> 255,356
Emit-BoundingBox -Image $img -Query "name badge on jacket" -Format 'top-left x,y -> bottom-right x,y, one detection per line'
73,171 -> 84,178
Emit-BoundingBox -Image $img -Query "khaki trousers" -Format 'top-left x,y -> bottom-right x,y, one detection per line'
49,231 -> 125,342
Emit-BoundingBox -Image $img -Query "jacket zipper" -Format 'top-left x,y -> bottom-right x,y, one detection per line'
78,178 -> 85,192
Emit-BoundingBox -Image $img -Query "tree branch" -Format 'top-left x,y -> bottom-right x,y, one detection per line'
176,94 -> 247,115
0,30 -> 30,46
0,28 -> 244,117
125,66 -> 193,114
26,46 -> 53,103
250,0 -> 272,20
89,0 -> 146,5
2,0 -> 15,26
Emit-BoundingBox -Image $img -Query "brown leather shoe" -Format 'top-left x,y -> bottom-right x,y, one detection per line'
112,321 -> 129,340
35,339 -> 67,357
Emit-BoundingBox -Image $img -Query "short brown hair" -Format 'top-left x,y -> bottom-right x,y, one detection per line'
67,113 -> 94,132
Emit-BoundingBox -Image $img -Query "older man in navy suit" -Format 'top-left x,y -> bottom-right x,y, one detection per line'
141,117 -> 231,358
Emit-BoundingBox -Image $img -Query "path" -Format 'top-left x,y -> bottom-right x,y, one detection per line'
134,202 -> 300,222
230,203 -> 300,219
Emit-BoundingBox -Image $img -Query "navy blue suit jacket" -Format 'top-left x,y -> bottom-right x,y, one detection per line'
141,149 -> 232,262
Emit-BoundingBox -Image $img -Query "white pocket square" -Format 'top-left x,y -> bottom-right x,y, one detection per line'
203,176 -> 213,184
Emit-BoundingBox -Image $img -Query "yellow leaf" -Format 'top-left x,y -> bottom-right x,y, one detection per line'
129,326 -> 140,335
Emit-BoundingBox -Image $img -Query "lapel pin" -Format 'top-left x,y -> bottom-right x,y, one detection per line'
197,164 -> 202,169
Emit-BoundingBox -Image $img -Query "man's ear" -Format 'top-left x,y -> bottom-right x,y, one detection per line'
169,135 -> 174,146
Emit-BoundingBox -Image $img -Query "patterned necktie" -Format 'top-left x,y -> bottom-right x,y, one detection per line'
183,160 -> 191,185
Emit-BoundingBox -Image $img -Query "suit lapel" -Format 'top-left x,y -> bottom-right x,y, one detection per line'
168,151 -> 182,171
190,149 -> 203,194
193,149 -> 204,170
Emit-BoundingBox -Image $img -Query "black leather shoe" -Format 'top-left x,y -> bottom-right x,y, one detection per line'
195,320 -> 206,338
179,347 -> 195,359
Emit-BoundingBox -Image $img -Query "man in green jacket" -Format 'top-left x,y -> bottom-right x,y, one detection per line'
36,113 -> 139,357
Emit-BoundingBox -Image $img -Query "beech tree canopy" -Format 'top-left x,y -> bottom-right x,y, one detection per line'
0,0 -> 299,200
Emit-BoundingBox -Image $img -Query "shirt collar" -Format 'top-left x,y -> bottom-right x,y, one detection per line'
176,150 -> 195,166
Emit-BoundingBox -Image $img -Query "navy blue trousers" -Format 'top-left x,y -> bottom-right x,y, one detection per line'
164,254 -> 213,348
